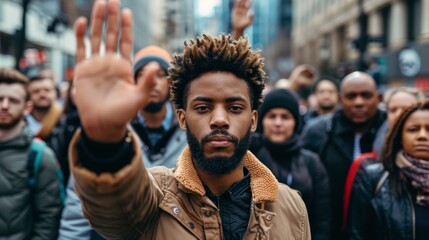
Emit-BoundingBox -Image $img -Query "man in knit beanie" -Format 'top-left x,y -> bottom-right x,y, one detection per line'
59,46 -> 187,239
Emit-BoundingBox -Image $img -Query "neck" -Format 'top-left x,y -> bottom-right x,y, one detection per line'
0,121 -> 24,142
140,104 -> 167,128
32,108 -> 50,122
197,165 -> 245,196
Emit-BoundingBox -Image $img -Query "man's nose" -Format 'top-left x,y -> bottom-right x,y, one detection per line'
210,107 -> 230,129
0,98 -> 9,109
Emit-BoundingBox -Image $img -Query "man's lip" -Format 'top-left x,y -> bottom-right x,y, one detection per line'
0,113 -> 10,117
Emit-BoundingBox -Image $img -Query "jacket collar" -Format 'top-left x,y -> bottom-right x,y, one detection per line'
173,146 -> 279,203
334,109 -> 386,135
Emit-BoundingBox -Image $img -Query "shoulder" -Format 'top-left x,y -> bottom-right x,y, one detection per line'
276,183 -> 307,216
302,114 -> 332,136
148,166 -> 176,190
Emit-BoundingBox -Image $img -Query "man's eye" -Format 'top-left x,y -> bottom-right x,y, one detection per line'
195,106 -> 210,112
229,106 -> 244,113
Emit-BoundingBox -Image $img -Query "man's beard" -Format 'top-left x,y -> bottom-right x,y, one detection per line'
186,125 -> 251,176
143,94 -> 169,113
0,114 -> 23,130
33,103 -> 51,112
319,103 -> 335,112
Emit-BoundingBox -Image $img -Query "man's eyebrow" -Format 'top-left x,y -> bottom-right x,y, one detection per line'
190,96 -> 213,103
190,96 -> 246,103
225,96 -> 246,103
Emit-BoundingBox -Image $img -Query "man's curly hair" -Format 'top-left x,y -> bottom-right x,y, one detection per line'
169,34 -> 266,110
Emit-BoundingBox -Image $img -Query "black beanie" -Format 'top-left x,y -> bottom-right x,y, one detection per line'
257,88 -> 301,133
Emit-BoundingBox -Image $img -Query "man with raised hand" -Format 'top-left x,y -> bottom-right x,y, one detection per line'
70,0 -> 310,239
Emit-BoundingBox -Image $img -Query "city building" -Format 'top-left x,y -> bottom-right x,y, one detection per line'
293,0 -> 429,92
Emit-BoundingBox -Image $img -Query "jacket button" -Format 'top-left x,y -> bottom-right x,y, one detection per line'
266,215 -> 272,221
205,211 -> 212,217
173,207 -> 180,214
189,222 -> 195,229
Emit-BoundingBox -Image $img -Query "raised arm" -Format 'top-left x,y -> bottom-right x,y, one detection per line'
70,0 -> 164,238
231,0 -> 254,39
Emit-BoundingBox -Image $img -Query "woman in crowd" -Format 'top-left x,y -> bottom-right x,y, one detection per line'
250,88 -> 331,240
373,87 -> 425,156
348,101 -> 429,240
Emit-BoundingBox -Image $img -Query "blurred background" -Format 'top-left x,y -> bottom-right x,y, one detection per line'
0,0 -> 428,94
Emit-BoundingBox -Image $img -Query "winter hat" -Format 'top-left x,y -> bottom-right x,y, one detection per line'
133,46 -> 172,78
257,88 -> 301,133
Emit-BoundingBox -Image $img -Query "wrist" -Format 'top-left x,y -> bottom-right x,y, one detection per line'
84,126 -> 128,143
232,29 -> 245,39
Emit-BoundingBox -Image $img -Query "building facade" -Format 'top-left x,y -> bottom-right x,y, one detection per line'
293,0 -> 429,92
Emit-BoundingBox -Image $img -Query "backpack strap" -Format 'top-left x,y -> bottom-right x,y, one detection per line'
375,171 -> 389,194
342,151 -> 378,232
27,138 -> 46,188
28,139 -> 66,205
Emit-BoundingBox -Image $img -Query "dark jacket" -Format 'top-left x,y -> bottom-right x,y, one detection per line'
251,133 -> 331,240
301,109 -> 386,240
0,128 -> 63,240
347,158 -> 414,240
48,106 -> 80,187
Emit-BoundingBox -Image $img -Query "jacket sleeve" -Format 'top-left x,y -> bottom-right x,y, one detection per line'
69,129 -> 164,239
31,147 -> 62,240
59,176 -> 92,240
347,164 -> 377,240
307,153 -> 331,240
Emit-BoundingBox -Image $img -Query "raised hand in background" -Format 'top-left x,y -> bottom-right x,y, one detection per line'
231,0 -> 254,39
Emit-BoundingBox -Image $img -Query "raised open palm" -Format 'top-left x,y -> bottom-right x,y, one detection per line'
231,0 -> 254,39
73,0 -> 155,142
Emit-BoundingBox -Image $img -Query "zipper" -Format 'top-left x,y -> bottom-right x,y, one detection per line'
406,189 -> 416,240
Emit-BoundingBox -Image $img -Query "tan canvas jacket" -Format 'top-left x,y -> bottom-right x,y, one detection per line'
70,130 -> 311,240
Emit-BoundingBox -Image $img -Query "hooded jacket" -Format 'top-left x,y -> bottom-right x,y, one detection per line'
70,130 -> 311,239
0,128 -> 62,239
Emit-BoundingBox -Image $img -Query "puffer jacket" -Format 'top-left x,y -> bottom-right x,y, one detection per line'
70,130 -> 311,240
347,158 -> 414,240
0,128 -> 63,240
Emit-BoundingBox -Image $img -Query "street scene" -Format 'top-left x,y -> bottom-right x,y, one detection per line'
1,0 -> 429,239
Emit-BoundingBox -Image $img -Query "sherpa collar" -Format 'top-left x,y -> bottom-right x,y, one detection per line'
173,146 -> 278,203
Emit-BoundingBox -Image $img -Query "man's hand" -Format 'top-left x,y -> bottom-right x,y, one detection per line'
73,0 -> 156,143
231,0 -> 254,39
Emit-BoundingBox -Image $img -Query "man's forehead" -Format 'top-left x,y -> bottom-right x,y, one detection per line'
0,83 -> 26,97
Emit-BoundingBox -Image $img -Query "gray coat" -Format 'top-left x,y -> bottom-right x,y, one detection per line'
0,128 -> 62,240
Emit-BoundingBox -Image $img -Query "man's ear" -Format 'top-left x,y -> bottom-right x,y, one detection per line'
377,92 -> 382,103
177,109 -> 187,131
250,110 -> 258,132
23,101 -> 33,116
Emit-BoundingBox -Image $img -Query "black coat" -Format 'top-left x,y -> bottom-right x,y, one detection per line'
301,110 -> 386,240
348,158 -> 414,240
48,107 -> 81,186
250,133 -> 331,240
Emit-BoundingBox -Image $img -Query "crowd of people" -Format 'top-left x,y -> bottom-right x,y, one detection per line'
1,0 -> 429,239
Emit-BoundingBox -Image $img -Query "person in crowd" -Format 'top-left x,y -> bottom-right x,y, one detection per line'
251,88 -> 331,239
306,76 -> 340,123
59,46 -> 187,240
25,74 -> 62,141
348,100 -> 429,240
0,68 -> 62,239
69,0 -> 310,239
301,71 -> 385,240
373,87 -> 425,156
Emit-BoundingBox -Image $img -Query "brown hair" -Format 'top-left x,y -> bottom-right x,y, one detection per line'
0,68 -> 30,100
169,34 -> 266,110
382,100 -> 429,195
